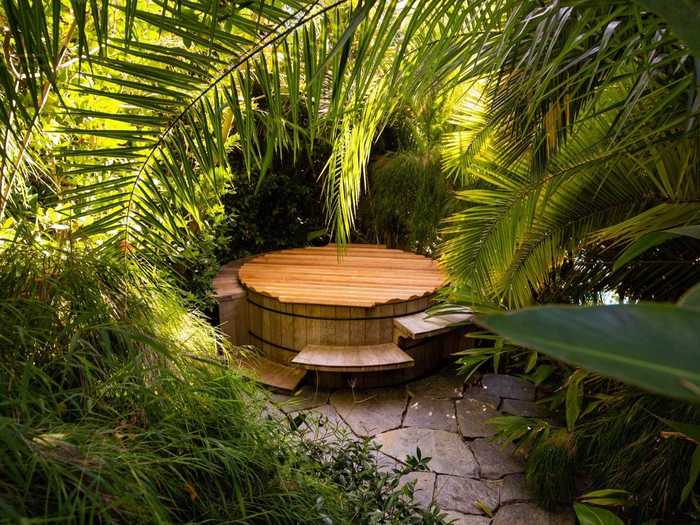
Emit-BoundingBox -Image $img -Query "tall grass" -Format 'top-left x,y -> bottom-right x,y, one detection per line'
0,248 -> 345,523
361,150 -> 451,253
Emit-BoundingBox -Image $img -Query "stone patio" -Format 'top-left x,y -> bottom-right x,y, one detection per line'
269,368 -> 574,524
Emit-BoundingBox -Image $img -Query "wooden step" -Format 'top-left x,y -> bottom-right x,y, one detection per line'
291,343 -> 414,372
393,311 -> 473,341
238,355 -> 307,392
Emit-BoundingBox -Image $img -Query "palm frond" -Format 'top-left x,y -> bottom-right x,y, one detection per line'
44,0 -> 503,260
440,0 -> 700,307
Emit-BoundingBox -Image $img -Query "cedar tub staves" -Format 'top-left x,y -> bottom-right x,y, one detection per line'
215,244 -> 472,390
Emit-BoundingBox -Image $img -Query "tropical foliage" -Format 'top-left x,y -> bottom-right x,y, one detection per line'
440,0 -> 700,308
0,1 -> 482,522
434,1 -> 700,521
0,246 -> 348,523
0,0 -> 488,263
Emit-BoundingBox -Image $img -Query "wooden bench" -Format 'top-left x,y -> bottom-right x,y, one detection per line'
238,354 -> 307,392
216,257 -> 310,392
393,311 -> 473,342
292,343 -> 414,372
214,258 -> 251,346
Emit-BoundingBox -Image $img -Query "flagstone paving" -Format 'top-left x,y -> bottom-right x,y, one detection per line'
269,368 -> 574,524
404,397 -> 458,432
455,398 -> 499,438
375,427 -> 479,477
330,387 -> 407,437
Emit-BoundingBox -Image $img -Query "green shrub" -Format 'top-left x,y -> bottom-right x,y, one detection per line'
0,365 -> 347,524
221,159 -> 328,263
525,429 -> 577,510
359,150 -> 451,254
574,391 -> 700,522
287,411 -> 449,525
485,363 -> 700,521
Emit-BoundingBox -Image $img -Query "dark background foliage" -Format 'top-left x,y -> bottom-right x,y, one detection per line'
221,149 -> 330,261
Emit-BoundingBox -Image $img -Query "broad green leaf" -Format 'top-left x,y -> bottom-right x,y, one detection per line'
634,1 -> 700,57
574,503 -> 625,525
480,304 -> 700,402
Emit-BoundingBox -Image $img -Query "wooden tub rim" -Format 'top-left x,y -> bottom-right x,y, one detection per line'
245,294 -> 432,321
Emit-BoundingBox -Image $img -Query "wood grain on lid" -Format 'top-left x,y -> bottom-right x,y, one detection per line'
238,244 -> 445,307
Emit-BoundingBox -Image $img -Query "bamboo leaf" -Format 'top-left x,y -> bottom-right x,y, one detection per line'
659,418 -> 700,444
565,369 -> 586,431
682,446 -> 700,503
679,282 -> 700,310
573,503 -> 625,525
578,489 -> 631,507
314,0 -> 374,84
612,232 -> 677,271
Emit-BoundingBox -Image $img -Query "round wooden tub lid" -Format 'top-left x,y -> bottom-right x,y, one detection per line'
238,244 -> 446,308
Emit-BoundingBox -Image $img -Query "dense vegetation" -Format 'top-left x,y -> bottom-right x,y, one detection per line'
1,0 -> 699,523
0,248 -> 342,523
0,251 -> 443,523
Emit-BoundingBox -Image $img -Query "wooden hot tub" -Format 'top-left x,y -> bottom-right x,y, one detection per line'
217,244 -> 470,390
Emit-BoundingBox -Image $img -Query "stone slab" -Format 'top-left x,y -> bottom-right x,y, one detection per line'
271,385 -> 331,412
471,439 -> 524,479
374,428 -> 478,478
492,503 -> 575,525
501,398 -> 547,418
400,471 -> 436,509
499,473 -> 531,505
300,404 -> 354,442
261,402 -> 286,422
309,403 -> 346,425
374,451 -> 401,473
330,387 -> 407,437
463,385 -> 501,407
481,375 -> 535,401
435,475 -> 499,516
404,398 -> 458,432
455,398 -> 500,438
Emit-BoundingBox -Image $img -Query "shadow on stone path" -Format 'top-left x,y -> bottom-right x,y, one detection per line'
269,366 -> 574,525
